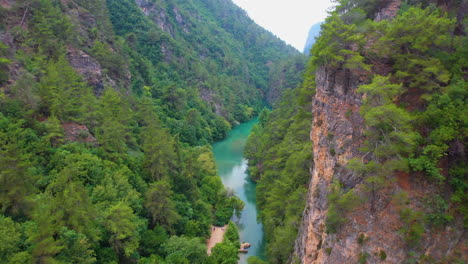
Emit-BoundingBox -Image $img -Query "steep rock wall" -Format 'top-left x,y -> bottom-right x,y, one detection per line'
293,65 -> 369,263
293,1 -> 467,263
294,59 -> 467,264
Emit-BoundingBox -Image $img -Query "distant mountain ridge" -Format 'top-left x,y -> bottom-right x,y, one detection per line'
303,22 -> 323,55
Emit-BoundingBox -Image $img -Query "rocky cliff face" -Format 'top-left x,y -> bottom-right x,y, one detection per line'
293,1 -> 467,263
293,64 -> 369,263
295,66 -> 466,264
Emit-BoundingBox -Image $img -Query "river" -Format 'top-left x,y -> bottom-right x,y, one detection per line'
212,117 -> 266,264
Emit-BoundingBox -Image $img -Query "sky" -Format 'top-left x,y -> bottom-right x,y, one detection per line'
231,0 -> 335,51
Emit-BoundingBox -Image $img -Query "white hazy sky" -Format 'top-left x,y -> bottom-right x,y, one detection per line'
231,0 -> 335,51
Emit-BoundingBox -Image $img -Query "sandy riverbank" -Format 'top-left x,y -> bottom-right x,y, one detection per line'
206,225 -> 227,255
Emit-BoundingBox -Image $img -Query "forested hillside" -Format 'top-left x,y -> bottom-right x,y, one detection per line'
246,0 -> 467,263
0,0 -> 303,263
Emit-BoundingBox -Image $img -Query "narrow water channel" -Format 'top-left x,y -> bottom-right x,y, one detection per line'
212,117 -> 266,264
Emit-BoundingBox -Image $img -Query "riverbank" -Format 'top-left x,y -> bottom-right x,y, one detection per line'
206,225 -> 227,255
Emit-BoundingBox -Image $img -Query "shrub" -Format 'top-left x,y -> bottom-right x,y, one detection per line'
358,252 -> 369,264
379,250 -> 387,260
357,233 -> 368,245
325,181 -> 362,233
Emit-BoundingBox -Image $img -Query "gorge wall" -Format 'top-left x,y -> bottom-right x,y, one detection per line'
293,0 -> 467,263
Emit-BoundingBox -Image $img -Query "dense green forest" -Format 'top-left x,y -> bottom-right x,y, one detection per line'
246,0 -> 467,263
1,0 -> 466,263
0,0 -> 303,263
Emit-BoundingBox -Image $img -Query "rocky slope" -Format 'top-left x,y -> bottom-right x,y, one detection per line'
293,0 -> 467,263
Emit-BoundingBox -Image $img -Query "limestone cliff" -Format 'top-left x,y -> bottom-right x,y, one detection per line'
293,1 -> 467,263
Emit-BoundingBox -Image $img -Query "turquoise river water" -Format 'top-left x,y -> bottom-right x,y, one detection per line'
212,118 -> 266,264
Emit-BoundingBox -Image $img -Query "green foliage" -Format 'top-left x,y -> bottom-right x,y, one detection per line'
0,216 -> 23,262
139,226 -> 168,257
90,40 -> 126,78
410,80 -> 467,181
141,114 -> 176,182
46,169 -> 100,243
399,207 -> 425,247
208,242 -> 238,264
163,236 -> 207,264
248,256 -> 268,264
379,250 -> 387,260
358,251 -> 369,264
311,12 -> 369,71
0,114 -> 38,217
43,115 -> 64,147
424,195 -> 453,227
9,71 -> 40,114
145,181 -> 180,230
96,88 -> 131,153
378,7 -> 454,55
224,221 -> 240,247
358,75 -> 419,160
213,195 -> 244,226
393,192 -> 436,253
0,41 -> 10,84
449,164 -> 468,227
38,56 -> 95,122
325,181 -> 362,233
56,228 -> 96,264
30,0 -> 73,57
357,233 -> 368,245
104,202 -> 143,257
245,70 -> 311,262
0,0 -> 463,263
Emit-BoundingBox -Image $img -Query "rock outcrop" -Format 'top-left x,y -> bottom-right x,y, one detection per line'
63,123 -> 97,145
67,47 -> 104,94
293,64 -> 369,263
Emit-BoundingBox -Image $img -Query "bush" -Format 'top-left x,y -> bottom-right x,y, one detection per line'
425,195 -> 453,227
358,252 -> 369,264
379,250 -> 387,260
357,233 -> 368,245
400,208 -> 425,247
325,181 -> 362,233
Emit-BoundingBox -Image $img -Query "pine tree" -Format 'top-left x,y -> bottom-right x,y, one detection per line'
104,202 -> 142,258
47,168 -> 100,243
0,116 -> 36,217
39,57 -> 94,122
96,88 -> 131,153
28,195 -> 64,264
44,115 -> 64,147
144,181 -> 180,230
140,104 -> 176,181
